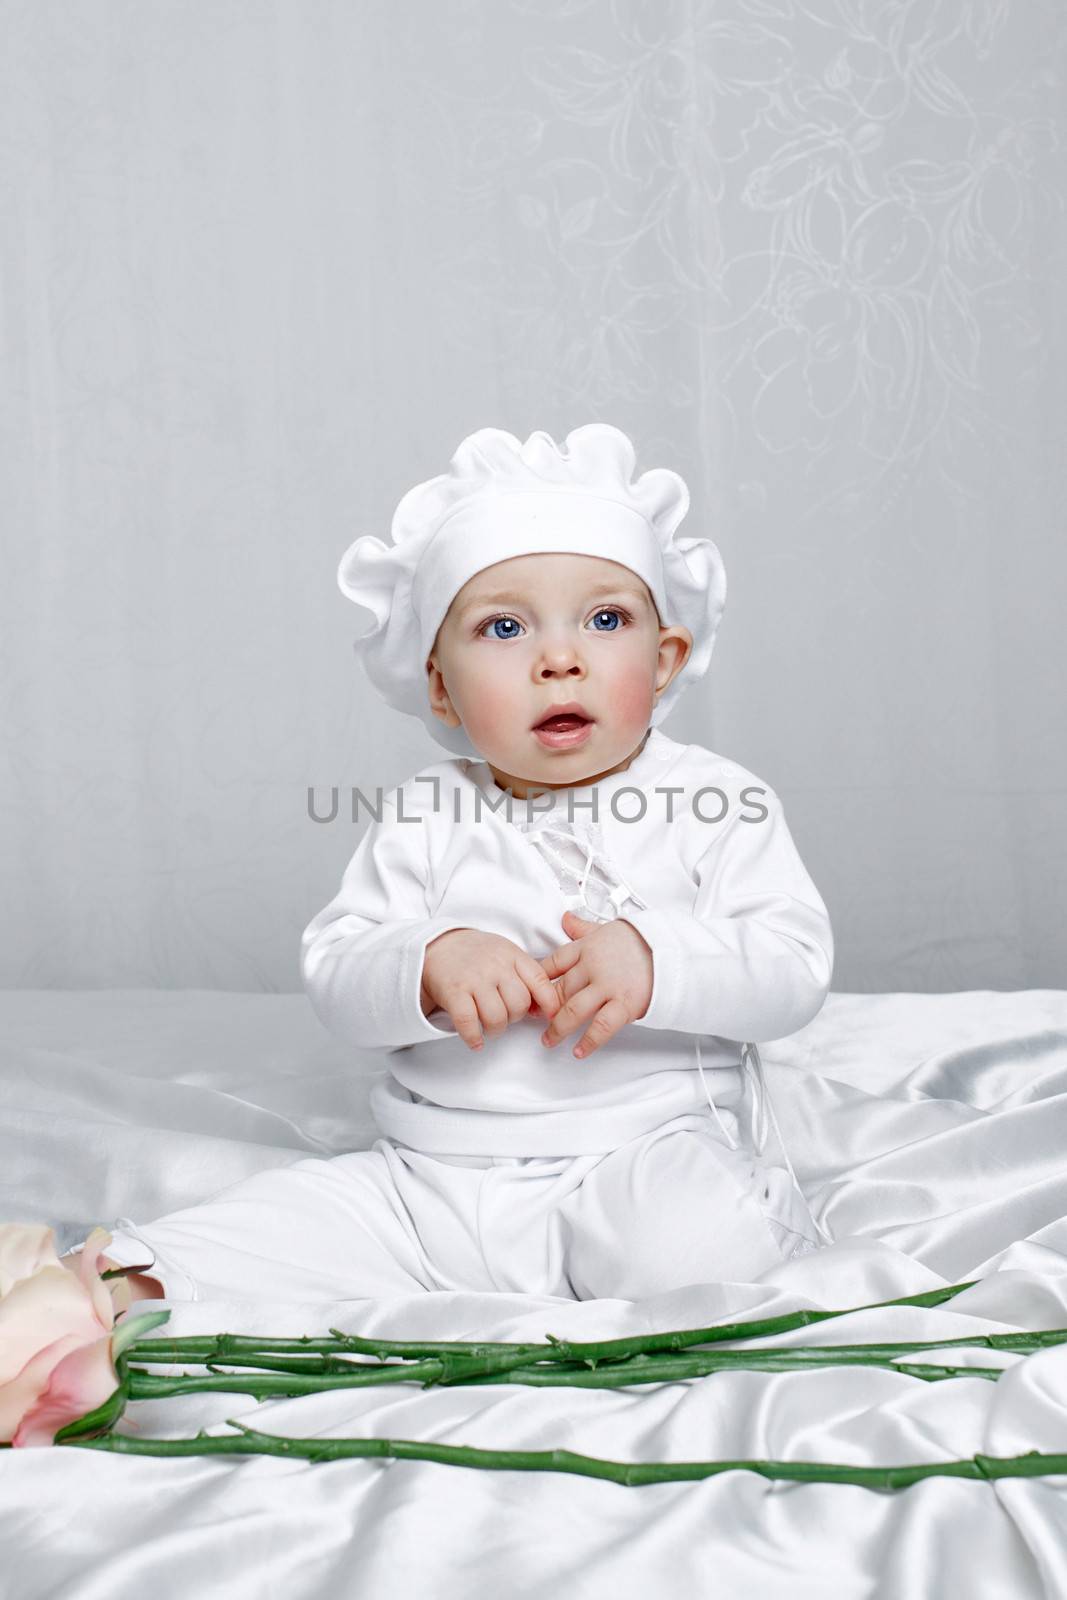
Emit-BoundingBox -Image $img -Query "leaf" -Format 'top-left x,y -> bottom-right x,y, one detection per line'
112,1309 -> 171,1358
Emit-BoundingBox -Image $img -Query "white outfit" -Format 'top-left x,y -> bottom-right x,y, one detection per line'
103,728 -> 834,1302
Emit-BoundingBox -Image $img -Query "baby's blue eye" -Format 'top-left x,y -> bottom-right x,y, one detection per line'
483,616 -> 522,640
590,609 -> 621,631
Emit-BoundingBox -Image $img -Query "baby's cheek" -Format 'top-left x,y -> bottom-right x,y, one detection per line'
460,680 -> 516,748
611,665 -> 656,731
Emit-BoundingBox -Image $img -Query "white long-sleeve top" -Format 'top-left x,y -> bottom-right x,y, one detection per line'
300,726 -> 834,1159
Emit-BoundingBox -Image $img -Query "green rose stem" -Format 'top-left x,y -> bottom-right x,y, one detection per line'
174,1327 -> 1067,1373
125,1329 -> 1067,1382
124,1334 -> 1055,1401
123,1278 -> 981,1372
123,1280 -> 1057,1397
59,1427 -> 1067,1489
122,1355 -> 990,1401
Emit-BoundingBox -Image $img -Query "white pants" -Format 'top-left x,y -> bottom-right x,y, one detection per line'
101,1109 -> 825,1303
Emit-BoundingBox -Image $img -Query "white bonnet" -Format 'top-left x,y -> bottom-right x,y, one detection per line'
336,424 -> 727,758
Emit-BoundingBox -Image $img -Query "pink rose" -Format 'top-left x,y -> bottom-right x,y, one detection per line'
0,1223 -> 165,1448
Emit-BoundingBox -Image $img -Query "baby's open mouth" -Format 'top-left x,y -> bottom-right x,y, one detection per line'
532,704 -> 594,732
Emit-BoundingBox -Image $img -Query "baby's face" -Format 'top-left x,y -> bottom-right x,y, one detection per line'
425,553 -> 692,797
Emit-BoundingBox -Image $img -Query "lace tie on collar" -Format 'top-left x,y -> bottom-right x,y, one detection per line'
519,816 -> 643,922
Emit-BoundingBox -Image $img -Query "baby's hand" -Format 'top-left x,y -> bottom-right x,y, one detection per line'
420,928 -> 562,1052
538,910 -> 653,1059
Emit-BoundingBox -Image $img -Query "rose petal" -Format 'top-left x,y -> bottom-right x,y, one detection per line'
12,1335 -> 119,1448
1,1330 -> 82,1441
70,1227 -> 119,1331
0,1262 -> 109,1377
0,1224 -> 67,1298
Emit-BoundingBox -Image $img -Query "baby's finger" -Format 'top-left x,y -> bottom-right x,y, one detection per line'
540,983 -> 599,1049
526,981 -> 564,1018
498,973 -> 536,1025
551,966 -> 586,1007
539,941 -> 584,982
573,996 -> 631,1059
517,956 -> 562,1018
445,995 -> 484,1051
475,985 -> 509,1041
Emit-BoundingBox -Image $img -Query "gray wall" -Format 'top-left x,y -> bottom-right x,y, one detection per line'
2,2 -> 1065,993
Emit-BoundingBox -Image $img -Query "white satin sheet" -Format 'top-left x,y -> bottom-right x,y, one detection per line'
3,988 -> 1067,1598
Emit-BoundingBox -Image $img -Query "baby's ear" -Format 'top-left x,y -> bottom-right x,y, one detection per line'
656,626 -> 692,690
430,704 -> 462,729
426,659 -> 462,729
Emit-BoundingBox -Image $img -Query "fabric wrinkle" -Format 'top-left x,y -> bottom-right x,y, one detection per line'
472,1160 -> 506,1292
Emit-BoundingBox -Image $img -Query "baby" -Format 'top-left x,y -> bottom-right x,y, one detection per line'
97,425 -> 834,1306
